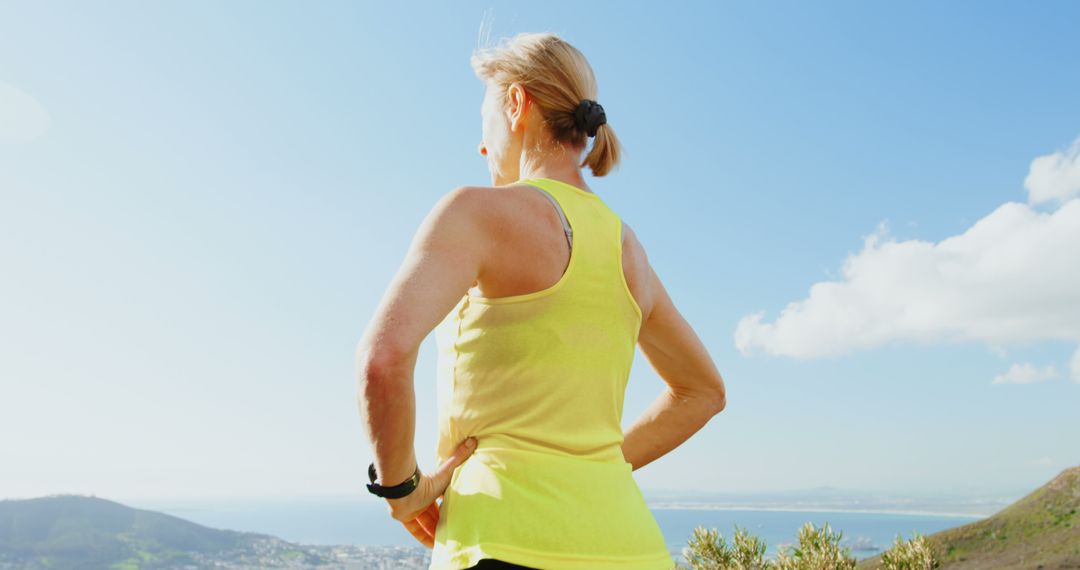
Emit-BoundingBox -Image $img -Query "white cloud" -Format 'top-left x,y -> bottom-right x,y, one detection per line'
1025,135 -> 1080,205
0,83 -> 52,143
991,362 -> 1058,385
735,137 -> 1080,382
735,199 -> 1080,357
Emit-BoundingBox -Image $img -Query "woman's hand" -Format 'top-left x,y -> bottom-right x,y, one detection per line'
385,436 -> 477,549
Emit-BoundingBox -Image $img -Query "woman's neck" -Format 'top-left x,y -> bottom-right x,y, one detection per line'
518,158 -> 589,190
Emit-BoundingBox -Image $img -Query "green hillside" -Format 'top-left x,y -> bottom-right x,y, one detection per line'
0,494 -> 321,569
857,465 -> 1080,569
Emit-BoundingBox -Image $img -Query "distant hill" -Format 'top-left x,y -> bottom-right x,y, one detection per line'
0,494 -> 330,569
857,465 -> 1080,569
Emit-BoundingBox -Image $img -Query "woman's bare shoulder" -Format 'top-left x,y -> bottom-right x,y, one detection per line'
427,185 -> 536,249
442,183 -> 519,207
446,183 -> 548,223
431,185 -> 499,219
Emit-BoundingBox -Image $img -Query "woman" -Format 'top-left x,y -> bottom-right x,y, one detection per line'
356,32 -> 727,570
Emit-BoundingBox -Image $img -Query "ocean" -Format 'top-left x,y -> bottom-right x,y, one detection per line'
137,496 -> 983,563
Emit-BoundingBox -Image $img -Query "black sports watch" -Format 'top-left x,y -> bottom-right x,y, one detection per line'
366,462 -> 421,499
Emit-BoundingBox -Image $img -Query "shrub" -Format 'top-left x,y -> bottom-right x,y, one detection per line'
880,531 -> 940,569
681,524 -> 770,570
771,521 -> 856,570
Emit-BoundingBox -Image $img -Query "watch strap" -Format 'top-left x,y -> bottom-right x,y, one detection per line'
366,462 -> 421,499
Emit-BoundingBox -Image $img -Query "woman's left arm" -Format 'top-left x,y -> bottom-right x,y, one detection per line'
355,186 -> 488,546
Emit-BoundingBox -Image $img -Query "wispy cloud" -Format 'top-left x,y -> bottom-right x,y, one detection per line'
991,362 -> 1058,385
0,84 -> 52,143
735,135 -> 1080,383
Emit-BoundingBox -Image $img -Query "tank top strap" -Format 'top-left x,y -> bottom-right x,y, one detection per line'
517,177 -> 624,300
524,183 -> 574,249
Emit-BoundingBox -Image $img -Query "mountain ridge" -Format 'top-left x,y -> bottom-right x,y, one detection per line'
856,465 -> 1080,569
0,494 -> 329,569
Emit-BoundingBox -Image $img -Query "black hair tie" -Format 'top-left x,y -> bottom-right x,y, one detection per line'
574,99 -> 607,138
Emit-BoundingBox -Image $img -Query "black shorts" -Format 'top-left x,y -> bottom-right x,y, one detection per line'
463,559 -> 537,569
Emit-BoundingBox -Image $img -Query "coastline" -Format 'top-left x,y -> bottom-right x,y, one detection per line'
646,503 -> 990,519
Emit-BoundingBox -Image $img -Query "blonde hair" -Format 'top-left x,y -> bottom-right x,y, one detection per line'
470,32 -> 623,177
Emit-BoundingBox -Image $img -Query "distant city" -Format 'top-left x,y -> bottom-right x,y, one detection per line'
0,541 -> 434,570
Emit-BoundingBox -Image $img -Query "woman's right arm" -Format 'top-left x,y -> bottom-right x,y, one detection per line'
621,238 -> 727,472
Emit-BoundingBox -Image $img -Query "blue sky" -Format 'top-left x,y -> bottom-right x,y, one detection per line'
2,1 -> 1078,503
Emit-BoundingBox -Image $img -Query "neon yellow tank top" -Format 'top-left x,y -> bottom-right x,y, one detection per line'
429,177 -> 675,569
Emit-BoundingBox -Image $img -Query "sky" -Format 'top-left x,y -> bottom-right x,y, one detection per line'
2,1 -> 1078,504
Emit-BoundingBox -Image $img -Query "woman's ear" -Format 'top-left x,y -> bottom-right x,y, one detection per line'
507,83 -> 528,132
